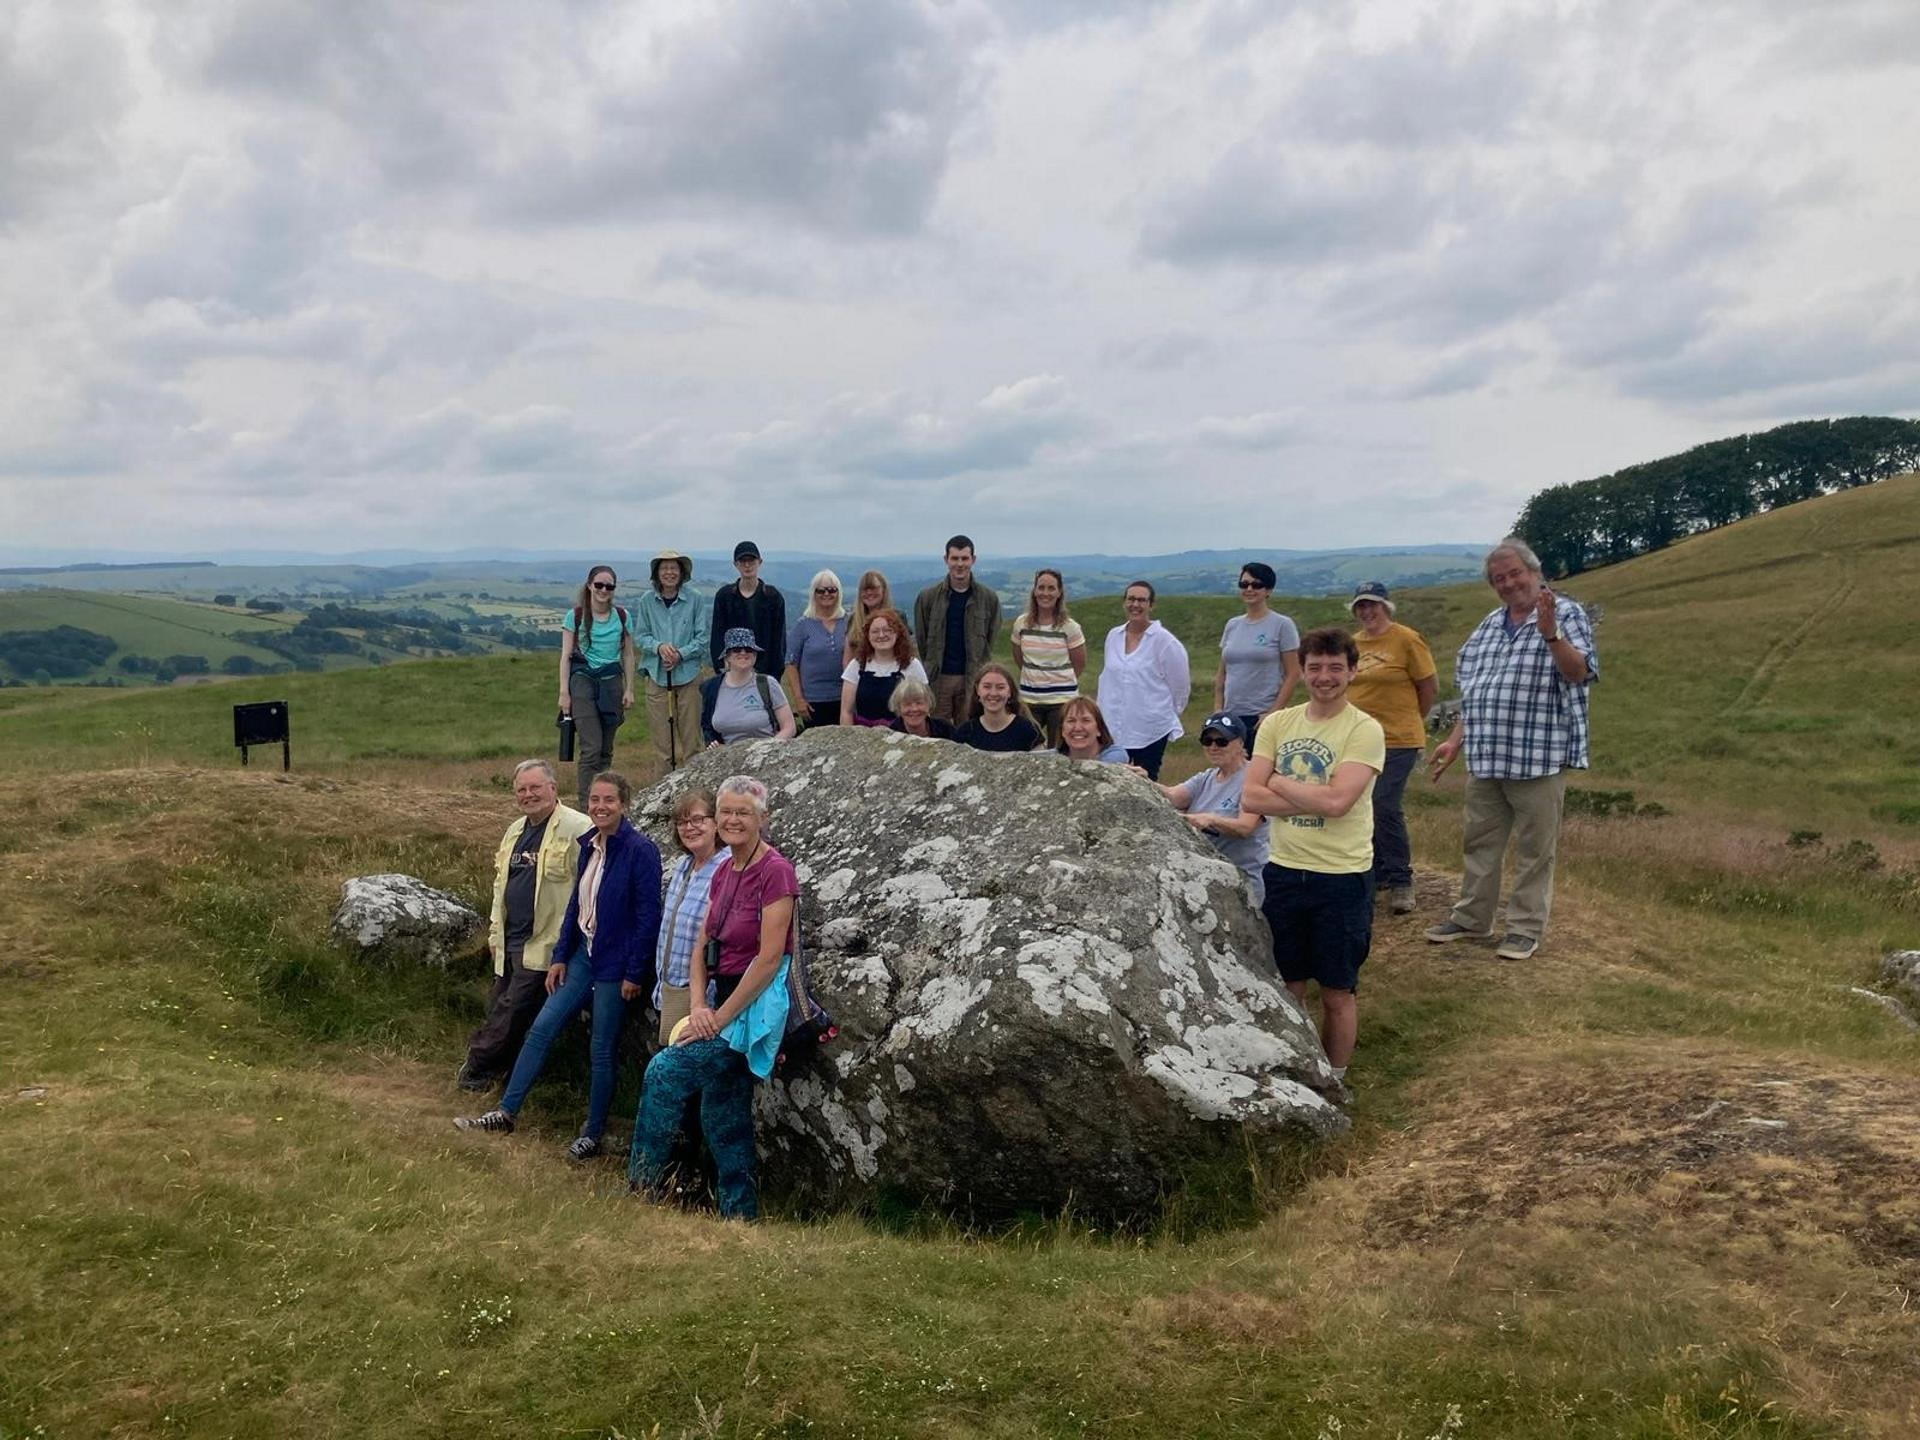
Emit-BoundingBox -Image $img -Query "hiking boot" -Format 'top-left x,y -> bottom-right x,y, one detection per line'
1494,933 -> 1540,962
455,1063 -> 494,1093
1424,920 -> 1490,944
1387,886 -> 1416,915
454,1108 -> 514,1134
565,1135 -> 602,1162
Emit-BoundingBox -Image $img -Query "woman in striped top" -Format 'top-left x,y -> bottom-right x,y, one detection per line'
1009,569 -> 1087,747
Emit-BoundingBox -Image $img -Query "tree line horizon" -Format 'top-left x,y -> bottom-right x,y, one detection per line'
1513,415 -> 1920,579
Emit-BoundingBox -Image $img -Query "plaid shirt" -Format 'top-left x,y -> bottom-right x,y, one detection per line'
1456,596 -> 1597,779
651,850 -> 728,1007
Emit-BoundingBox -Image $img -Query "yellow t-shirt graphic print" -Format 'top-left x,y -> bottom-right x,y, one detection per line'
1253,703 -> 1386,874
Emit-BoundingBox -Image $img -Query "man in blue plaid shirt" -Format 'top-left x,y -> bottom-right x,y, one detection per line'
1425,538 -> 1597,961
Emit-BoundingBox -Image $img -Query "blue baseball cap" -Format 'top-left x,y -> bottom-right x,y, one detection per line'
1348,580 -> 1395,615
1199,712 -> 1246,741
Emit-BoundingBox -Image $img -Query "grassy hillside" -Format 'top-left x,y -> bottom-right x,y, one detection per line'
3,487 -> 1920,1436
1563,471 -> 1920,830
0,589 -> 299,681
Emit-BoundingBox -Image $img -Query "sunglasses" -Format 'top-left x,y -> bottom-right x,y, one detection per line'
591,581 -> 617,592
1200,733 -> 1235,746
1237,580 -> 1266,590
814,586 -> 839,594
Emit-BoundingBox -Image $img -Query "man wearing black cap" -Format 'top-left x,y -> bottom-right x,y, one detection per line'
709,541 -> 786,678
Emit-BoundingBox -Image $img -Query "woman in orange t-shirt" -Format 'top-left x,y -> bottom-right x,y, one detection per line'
1344,582 -> 1437,916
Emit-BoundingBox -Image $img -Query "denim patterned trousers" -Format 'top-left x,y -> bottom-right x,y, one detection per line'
628,1038 -> 760,1220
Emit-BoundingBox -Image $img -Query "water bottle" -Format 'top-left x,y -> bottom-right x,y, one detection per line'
556,710 -> 576,762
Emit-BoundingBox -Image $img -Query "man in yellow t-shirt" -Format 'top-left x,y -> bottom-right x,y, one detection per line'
1244,627 -> 1386,1085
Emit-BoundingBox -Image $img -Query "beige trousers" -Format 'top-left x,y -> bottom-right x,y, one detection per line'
646,675 -> 704,773
930,672 -> 972,729
656,982 -> 693,1046
1450,770 -> 1568,940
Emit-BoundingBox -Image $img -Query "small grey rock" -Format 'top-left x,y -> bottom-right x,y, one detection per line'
331,873 -> 483,967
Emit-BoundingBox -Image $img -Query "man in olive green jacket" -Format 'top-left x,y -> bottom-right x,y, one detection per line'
456,759 -> 595,1090
913,534 -> 1003,727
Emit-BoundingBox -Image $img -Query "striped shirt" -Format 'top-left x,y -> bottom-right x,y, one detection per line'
1456,597 -> 1598,780
653,849 -> 728,1006
1011,616 -> 1085,704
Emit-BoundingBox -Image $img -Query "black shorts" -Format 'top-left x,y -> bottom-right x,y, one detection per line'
1261,864 -> 1374,992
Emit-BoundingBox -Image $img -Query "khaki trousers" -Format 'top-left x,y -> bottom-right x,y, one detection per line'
1450,771 -> 1567,940
930,672 -> 971,729
646,675 -> 704,773
657,983 -> 693,1046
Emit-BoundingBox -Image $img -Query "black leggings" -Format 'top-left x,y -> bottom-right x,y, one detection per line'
1126,732 -> 1172,780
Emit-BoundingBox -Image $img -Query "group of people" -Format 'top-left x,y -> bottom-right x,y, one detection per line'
471,534 -> 1595,1208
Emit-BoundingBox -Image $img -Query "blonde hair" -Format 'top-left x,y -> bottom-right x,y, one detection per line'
806,569 -> 846,621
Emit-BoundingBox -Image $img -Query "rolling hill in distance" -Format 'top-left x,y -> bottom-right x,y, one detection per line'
3,474 -> 1918,1438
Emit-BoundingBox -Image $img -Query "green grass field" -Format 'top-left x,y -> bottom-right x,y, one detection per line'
0,589 -> 301,680
3,482 -> 1920,1437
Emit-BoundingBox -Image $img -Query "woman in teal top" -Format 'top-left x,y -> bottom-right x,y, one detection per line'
558,565 -> 636,807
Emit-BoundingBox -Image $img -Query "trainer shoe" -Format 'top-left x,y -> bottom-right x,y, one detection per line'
1494,933 -> 1540,962
453,1108 -> 514,1133
1424,920 -> 1490,944
565,1135 -> 602,1161
1387,886 -> 1416,915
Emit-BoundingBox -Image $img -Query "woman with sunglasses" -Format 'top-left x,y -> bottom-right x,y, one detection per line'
559,565 -> 636,807
785,570 -> 851,730
1154,712 -> 1271,903
1215,562 -> 1301,757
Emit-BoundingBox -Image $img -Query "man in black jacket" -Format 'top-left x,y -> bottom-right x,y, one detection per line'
709,540 -> 787,677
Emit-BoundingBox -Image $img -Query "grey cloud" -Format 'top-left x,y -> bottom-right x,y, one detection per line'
1142,146 -> 1450,267
1390,344 -> 1530,401
652,245 -> 815,299
1100,329 -> 1215,371
1194,410 -> 1301,450
728,374 -> 1088,481
0,2 -> 133,221
1281,18 -> 1546,147
1605,286 -> 1918,405
110,139 -> 345,319
495,2 -> 987,235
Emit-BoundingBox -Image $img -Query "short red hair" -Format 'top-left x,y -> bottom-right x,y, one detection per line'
853,607 -> 916,668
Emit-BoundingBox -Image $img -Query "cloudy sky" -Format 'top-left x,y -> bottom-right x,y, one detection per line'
3,0 -> 1916,561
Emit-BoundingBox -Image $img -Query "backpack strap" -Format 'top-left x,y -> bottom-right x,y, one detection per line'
756,673 -> 776,728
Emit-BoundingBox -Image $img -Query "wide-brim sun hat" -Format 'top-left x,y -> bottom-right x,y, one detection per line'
722,626 -> 763,652
651,549 -> 692,583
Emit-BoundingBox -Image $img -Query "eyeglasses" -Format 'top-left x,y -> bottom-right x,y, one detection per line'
1200,734 -> 1235,747
676,815 -> 713,827
814,586 -> 839,594
591,581 -> 617,592
1237,580 -> 1265,590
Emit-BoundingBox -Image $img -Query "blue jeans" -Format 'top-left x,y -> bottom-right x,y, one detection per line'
500,961 -> 628,1141
1372,746 -> 1421,888
628,1039 -> 760,1220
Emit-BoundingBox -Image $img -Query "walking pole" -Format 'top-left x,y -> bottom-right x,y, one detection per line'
666,672 -> 679,771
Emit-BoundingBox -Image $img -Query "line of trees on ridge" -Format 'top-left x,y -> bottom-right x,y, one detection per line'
1513,416 -> 1920,579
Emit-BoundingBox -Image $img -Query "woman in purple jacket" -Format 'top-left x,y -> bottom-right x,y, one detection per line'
455,771 -> 662,1159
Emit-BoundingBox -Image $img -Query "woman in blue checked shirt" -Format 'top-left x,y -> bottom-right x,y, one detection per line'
650,789 -> 729,1045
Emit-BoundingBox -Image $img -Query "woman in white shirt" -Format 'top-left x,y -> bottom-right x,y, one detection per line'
840,608 -> 929,726
1096,581 -> 1191,779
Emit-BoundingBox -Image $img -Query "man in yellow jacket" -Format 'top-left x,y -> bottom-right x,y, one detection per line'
456,759 -> 595,1090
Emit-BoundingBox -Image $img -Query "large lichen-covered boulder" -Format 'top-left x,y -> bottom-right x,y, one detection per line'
633,726 -> 1346,1219
1884,951 -> 1920,1011
330,873 -> 484,967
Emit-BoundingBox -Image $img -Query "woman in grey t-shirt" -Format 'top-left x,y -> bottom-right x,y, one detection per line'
1156,711 -> 1270,903
1214,561 -> 1301,755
